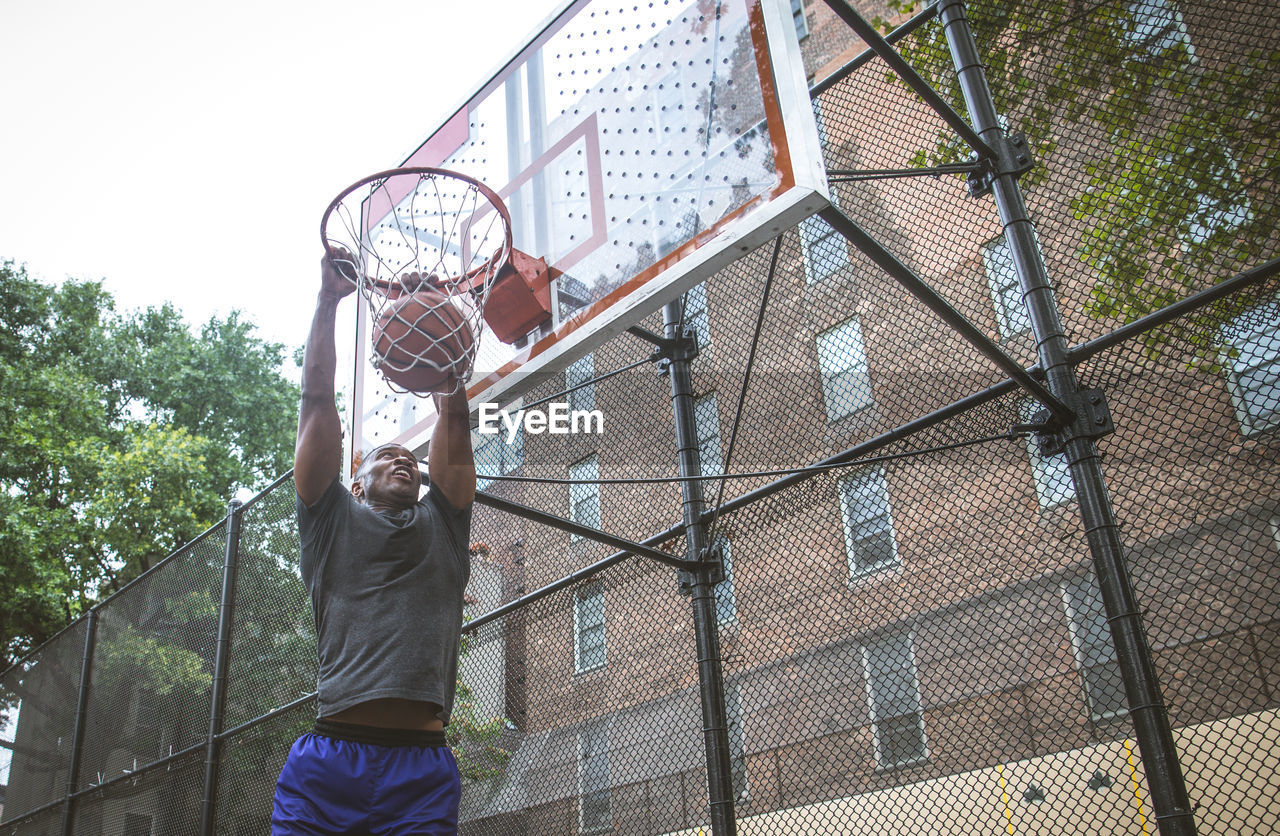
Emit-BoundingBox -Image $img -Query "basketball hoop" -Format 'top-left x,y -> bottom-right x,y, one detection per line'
321,167 -> 514,395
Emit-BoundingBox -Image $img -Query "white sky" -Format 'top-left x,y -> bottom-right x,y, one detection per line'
0,0 -> 564,354
0,0 -> 559,766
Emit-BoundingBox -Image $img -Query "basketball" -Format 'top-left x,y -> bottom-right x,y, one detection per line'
371,288 -> 475,393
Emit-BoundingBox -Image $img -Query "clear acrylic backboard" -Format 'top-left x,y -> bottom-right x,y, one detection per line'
349,0 -> 828,465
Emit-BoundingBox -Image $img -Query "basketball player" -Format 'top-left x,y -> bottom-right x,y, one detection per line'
271,248 -> 476,835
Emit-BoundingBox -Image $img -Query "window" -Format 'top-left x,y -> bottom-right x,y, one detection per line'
1220,297 -> 1280,436
1187,165 -> 1252,245
575,581 -> 606,673
816,318 -> 874,421
695,393 -> 723,478
1062,576 -> 1128,721
132,699 -> 164,759
473,423 -> 523,491
682,282 -> 712,348
1188,193 -> 1251,245
1184,147 -> 1252,246
862,632 -> 928,769
1021,401 -> 1076,507
567,354 -> 596,414
1090,144 -> 1249,251
714,536 -> 737,627
1124,0 -> 1194,61
569,454 -> 601,539
800,212 -> 851,284
982,237 -> 1032,339
799,102 -> 849,284
578,721 -> 612,834
792,0 -> 808,40
837,467 -> 899,578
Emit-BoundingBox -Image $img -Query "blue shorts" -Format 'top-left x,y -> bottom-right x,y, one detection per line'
272,719 -> 461,835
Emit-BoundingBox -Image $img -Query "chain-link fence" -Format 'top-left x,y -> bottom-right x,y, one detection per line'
2,0 -> 1277,833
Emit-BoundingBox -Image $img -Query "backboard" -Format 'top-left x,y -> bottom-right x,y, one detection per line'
348,0 -> 828,465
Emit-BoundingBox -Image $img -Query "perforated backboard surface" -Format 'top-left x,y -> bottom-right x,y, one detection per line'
349,0 -> 827,461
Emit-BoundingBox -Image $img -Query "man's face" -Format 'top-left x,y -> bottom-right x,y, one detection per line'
354,444 -> 421,508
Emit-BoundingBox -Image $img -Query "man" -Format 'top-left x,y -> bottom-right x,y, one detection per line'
272,249 -> 476,835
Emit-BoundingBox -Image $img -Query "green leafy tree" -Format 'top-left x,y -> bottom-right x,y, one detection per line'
880,0 -> 1278,338
0,260 -> 300,669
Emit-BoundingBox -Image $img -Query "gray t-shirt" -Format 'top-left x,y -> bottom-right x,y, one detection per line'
297,477 -> 472,724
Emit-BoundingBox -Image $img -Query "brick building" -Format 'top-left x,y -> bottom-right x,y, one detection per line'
458,0 -> 1279,833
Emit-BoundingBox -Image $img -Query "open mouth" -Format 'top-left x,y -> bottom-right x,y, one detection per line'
392,466 -> 414,481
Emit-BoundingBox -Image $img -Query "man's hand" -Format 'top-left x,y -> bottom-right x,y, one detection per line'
398,270 -> 442,294
322,248 -> 360,300
296,249 -> 356,506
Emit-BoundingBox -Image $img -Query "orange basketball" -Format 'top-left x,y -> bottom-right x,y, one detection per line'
371,288 -> 475,393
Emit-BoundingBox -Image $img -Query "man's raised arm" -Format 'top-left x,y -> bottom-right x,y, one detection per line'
429,388 -> 476,509
295,250 -> 356,507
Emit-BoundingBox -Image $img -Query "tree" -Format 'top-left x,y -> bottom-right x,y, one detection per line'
0,260 -> 300,669
880,0 -> 1278,342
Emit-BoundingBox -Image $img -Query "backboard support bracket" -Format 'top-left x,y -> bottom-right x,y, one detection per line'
1014,388 -> 1115,457
966,132 -> 1035,198
700,539 -> 727,587
651,325 -> 701,377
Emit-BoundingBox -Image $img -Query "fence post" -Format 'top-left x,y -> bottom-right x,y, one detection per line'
200,498 -> 244,836
662,300 -> 738,836
935,1 -> 1197,833
59,608 -> 97,836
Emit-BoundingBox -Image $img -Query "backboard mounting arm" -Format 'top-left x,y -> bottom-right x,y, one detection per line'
473,489 -> 699,571
819,0 -> 997,161
818,206 -> 1074,423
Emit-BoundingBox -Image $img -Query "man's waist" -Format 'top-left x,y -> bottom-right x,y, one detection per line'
314,717 -> 447,747
325,696 -> 446,731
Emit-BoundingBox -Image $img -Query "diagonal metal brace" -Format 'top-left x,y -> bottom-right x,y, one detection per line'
818,206 -> 1074,423
819,0 -> 997,160
473,489 -> 698,571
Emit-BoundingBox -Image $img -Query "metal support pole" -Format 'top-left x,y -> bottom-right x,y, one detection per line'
200,498 -> 244,836
60,608 -> 97,836
662,301 -> 737,836
936,1 -> 1197,833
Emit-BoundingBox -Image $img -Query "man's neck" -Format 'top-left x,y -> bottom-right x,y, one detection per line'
368,499 -> 412,514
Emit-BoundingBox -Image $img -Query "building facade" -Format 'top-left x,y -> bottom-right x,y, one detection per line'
459,0 -> 1279,833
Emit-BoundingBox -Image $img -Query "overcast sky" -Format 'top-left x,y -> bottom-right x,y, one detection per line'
0,0 -> 563,354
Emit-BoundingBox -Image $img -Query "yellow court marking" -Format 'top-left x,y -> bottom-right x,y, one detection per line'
997,763 -> 1015,835
1125,739 -> 1152,836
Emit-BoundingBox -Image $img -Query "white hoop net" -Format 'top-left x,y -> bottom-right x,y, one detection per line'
322,168 -> 513,395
